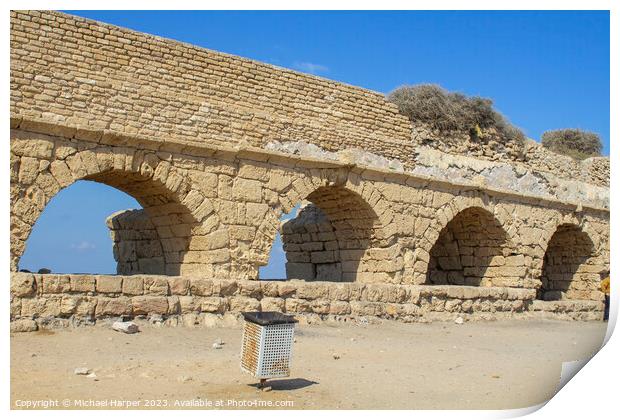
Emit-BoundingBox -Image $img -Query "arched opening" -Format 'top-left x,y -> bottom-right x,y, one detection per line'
259,204 -> 301,280
278,186 -> 381,282
14,168 -> 198,276
426,207 -> 514,286
539,224 -> 597,300
19,181 -> 141,274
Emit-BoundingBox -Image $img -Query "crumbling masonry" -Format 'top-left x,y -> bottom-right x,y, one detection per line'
10,11 -> 610,328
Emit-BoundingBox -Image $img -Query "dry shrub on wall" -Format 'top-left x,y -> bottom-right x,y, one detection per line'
541,129 -> 602,160
386,84 -> 525,146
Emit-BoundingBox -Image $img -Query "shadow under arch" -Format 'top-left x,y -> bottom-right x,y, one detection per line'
426,206 -> 516,286
539,223 -> 598,300
279,185 -> 382,282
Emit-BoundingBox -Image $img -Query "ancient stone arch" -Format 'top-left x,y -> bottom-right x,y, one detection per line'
405,194 -> 519,284
10,133 -> 221,275
8,11 -> 611,325
250,167 -> 399,282
424,204 -> 520,287
537,218 -> 605,301
279,185 -> 382,282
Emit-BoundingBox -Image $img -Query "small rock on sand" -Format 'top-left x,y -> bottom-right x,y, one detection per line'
112,321 -> 139,334
454,317 -> 464,325
10,319 -> 38,333
74,367 -> 90,375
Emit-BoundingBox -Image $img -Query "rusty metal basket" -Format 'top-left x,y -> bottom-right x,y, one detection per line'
240,312 -> 297,379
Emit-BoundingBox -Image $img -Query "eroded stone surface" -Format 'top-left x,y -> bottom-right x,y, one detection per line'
8,11 -> 610,325
10,273 -> 604,326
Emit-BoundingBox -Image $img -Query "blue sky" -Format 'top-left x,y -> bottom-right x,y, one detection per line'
19,10 -> 610,275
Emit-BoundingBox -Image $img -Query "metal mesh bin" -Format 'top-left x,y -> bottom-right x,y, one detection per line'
240,311 -> 298,379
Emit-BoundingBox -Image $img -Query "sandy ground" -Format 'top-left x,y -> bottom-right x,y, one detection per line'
11,318 -> 607,410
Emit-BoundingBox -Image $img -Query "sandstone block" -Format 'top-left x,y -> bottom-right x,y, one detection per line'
232,178 -> 262,202
328,301 -> 351,315
328,283 -> 350,301
260,297 -> 285,312
278,282 -> 298,298
217,280 -> 238,296
70,274 -> 96,293
190,229 -> 229,250
260,281 -> 280,297
11,299 -> 22,319
11,272 -> 37,297
229,296 -> 260,312
168,277 -> 190,295
315,263 -> 342,281
190,278 -> 214,296
296,282 -> 329,300
60,295 -> 80,316
41,275 -> 71,294
285,298 -> 312,313
505,255 -> 525,267
238,164 -> 270,181
310,300 -> 330,314
310,251 -> 335,264
138,257 -> 165,274
444,299 -> 461,312
21,297 -> 61,317
179,296 -> 201,313
238,281 -> 262,299
122,276 -> 144,295
11,319 -> 38,333
96,275 -> 123,294
229,225 -> 256,242
95,297 -> 131,317
132,296 -> 168,315
167,296 -> 181,314
286,262 -> 314,279
350,301 -> 383,317
203,249 -> 230,263
201,297 -> 228,314
363,284 -> 391,303
245,202 -> 269,221
143,276 -> 169,295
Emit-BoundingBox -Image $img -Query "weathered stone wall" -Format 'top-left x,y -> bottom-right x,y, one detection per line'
10,10 -> 415,167
106,209 -> 166,275
10,10 -> 608,188
411,123 -> 610,188
411,146 -> 609,208
411,124 -> 525,163
10,127 -> 610,304
9,10 -> 610,322
10,273 -> 605,331
520,141 -> 610,187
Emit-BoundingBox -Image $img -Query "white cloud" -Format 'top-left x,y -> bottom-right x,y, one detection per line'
293,61 -> 329,75
71,241 -> 96,251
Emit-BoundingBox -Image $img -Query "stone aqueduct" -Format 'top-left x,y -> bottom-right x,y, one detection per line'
10,11 -> 610,327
